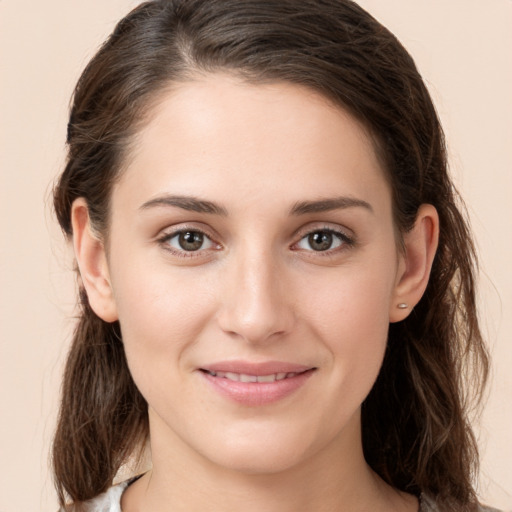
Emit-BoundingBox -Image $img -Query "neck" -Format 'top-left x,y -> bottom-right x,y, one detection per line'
122,411 -> 416,512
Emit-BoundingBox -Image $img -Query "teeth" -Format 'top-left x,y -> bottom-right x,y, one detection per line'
240,374 -> 258,383
206,370 -> 301,382
257,374 -> 276,383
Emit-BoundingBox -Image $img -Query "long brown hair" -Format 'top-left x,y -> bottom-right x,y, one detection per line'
52,1 -> 489,510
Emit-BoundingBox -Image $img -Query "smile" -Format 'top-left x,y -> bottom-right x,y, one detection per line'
203,370 -> 302,382
199,363 -> 316,406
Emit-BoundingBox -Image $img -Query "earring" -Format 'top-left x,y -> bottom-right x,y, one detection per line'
397,303 -> 408,309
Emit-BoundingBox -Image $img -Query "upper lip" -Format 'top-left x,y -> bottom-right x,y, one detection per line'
199,360 -> 315,376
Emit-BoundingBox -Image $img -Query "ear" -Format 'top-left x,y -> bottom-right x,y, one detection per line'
71,198 -> 118,322
389,204 -> 439,323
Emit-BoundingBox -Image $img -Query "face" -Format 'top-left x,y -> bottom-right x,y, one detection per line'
103,75 -> 405,474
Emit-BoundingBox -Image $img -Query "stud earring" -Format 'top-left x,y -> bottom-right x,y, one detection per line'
397,303 -> 408,309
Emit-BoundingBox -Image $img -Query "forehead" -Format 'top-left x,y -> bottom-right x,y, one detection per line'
115,74 -> 391,215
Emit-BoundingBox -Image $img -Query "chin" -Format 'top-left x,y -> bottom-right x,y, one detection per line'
195,420 -> 330,476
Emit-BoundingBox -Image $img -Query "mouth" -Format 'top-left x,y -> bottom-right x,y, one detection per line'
198,362 -> 316,406
200,369 -> 310,383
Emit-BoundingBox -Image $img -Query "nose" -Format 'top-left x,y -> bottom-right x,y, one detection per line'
216,248 -> 295,344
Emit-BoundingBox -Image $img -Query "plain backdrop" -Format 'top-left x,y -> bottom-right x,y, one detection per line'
1,1 -> 511,511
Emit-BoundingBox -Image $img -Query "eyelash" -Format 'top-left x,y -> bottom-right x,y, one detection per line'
291,226 -> 355,256
156,225 -> 355,259
156,225 -> 221,259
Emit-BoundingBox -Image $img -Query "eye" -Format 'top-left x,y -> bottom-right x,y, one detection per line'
161,229 -> 216,253
295,229 -> 351,252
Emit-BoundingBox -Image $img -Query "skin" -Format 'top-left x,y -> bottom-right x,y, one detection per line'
72,74 -> 438,512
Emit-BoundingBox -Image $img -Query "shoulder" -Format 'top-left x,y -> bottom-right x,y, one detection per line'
420,494 -> 504,512
59,480 -> 130,512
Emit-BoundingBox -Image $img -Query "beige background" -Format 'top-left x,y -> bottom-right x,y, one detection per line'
1,1 -> 511,511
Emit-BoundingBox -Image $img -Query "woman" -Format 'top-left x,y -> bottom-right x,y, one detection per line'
52,1 -> 495,511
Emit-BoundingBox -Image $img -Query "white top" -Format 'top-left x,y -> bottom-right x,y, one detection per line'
69,481 -> 128,512
65,479 -> 501,512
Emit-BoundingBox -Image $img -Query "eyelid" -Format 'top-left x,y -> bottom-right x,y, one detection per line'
293,222 -> 354,241
291,224 -> 356,254
154,222 -> 355,260
156,223 -> 222,257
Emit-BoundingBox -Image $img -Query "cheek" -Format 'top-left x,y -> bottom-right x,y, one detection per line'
109,257 -> 217,374
305,263 -> 394,337
304,266 -> 394,389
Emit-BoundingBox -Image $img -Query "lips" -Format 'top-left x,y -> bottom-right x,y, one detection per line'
200,360 -> 312,375
203,370 -> 302,383
198,361 -> 316,406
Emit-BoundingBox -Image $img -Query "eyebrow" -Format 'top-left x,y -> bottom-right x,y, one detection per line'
139,194 -> 373,216
290,196 -> 373,215
139,195 -> 228,216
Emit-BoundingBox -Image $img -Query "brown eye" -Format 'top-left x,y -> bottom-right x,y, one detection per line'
295,229 -> 351,253
178,231 -> 205,251
307,231 -> 334,251
163,230 -> 215,253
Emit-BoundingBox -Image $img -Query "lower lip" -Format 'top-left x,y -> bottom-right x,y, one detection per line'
200,370 -> 315,406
